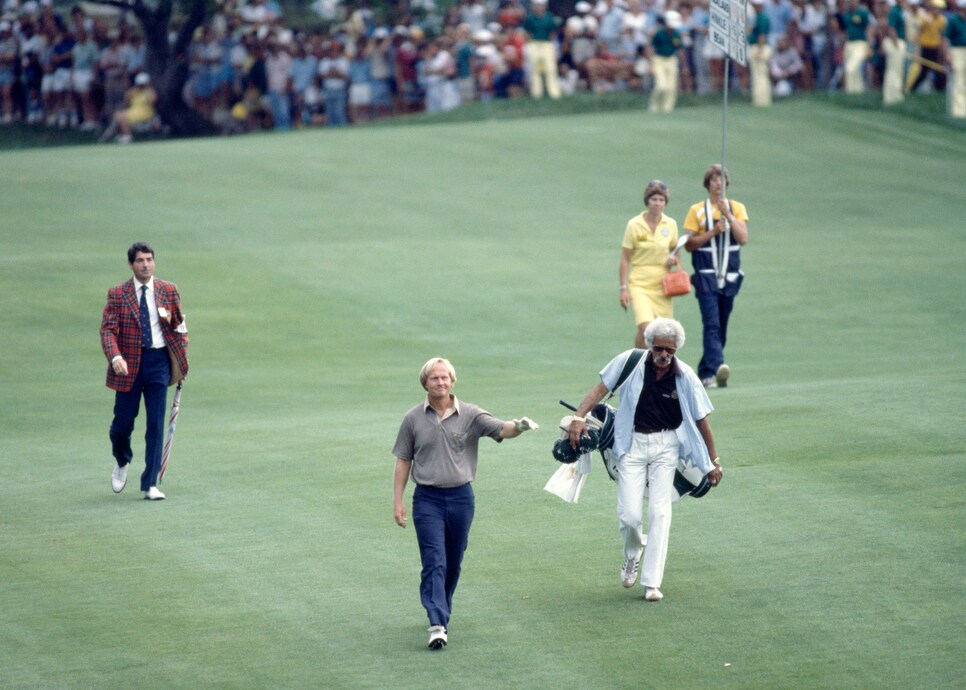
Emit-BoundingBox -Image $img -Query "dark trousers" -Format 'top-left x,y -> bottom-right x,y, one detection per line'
696,290 -> 735,380
412,483 -> 475,628
910,47 -> 946,92
110,348 -> 170,491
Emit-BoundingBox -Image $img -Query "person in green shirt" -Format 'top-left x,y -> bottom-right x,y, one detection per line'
523,0 -> 563,98
648,14 -> 685,112
883,0 -> 908,104
840,0 -> 873,93
737,0 -> 771,93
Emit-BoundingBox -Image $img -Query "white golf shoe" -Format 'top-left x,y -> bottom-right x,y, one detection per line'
427,625 -> 447,650
111,463 -> 128,493
644,587 -> 664,602
621,551 -> 643,588
715,363 -> 730,388
144,486 -> 165,500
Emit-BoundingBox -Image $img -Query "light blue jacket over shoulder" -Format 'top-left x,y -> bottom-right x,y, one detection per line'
600,349 -> 715,474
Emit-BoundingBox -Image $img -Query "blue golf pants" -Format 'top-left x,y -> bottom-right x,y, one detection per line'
109,347 -> 170,491
696,290 -> 735,380
412,483 -> 475,628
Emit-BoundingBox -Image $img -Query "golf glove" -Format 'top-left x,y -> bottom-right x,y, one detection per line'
514,417 -> 539,432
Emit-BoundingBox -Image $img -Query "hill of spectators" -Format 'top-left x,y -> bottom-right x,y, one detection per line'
0,0 -> 961,141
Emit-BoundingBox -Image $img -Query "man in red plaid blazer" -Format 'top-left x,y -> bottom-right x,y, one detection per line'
101,243 -> 189,500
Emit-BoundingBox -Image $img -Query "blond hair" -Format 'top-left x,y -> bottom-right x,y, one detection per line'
419,357 -> 457,390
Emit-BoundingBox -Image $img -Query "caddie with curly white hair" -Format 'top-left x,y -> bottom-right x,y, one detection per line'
566,317 -> 722,602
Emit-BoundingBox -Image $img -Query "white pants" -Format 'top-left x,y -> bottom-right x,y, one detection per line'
617,430 -> 679,588
526,41 -> 561,99
882,39 -> 905,105
750,48 -> 772,107
951,47 -> 966,119
649,56 -> 679,112
844,40 -> 868,94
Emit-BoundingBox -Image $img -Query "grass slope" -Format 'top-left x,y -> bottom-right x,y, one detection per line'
1,98 -> 964,688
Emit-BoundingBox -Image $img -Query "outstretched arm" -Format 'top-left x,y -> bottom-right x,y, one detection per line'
499,417 -> 539,439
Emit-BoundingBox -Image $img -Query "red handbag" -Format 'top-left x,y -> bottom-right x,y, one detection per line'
662,257 -> 691,297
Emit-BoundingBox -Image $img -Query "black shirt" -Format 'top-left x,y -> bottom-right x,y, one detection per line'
633,354 -> 683,431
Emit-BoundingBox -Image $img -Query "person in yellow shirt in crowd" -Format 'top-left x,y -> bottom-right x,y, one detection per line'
98,72 -> 158,144
908,0 -> 948,92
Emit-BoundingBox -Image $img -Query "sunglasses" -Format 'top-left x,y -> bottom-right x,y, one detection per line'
647,180 -> 668,191
651,345 -> 676,355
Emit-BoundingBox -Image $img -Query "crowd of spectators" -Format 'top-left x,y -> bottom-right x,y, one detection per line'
0,0 -> 962,141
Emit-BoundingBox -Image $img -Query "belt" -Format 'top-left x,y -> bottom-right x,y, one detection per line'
635,426 -> 672,434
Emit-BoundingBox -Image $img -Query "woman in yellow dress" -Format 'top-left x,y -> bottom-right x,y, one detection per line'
99,72 -> 157,143
619,180 -> 679,348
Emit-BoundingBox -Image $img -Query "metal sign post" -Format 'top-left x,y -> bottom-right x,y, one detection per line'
708,0 -> 747,186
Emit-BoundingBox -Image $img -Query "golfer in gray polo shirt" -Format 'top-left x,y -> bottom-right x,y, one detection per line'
393,357 -> 538,650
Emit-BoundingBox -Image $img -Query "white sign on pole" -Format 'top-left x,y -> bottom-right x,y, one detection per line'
709,0 -> 747,66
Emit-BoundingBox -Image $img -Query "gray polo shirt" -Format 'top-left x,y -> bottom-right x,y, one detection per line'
393,396 -> 505,488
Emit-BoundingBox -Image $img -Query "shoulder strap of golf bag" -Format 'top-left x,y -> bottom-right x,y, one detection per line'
606,348 -> 645,400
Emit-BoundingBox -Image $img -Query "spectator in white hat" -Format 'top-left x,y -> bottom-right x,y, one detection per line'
98,72 -> 157,143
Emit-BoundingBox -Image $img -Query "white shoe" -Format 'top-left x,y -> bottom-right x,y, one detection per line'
427,625 -> 447,650
116,134 -> 133,144
621,551 -> 643,588
144,486 -> 166,500
111,463 -> 128,493
702,376 -> 717,389
715,364 -> 730,388
644,587 -> 664,602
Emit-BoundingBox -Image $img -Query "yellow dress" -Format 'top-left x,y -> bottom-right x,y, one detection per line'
622,212 -> 679,324
124,88 -> 156,125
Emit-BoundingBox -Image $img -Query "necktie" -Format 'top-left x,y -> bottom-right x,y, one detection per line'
140,285 -> 152,348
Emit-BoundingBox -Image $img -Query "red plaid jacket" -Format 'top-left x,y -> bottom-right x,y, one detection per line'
100,278 -> 189,392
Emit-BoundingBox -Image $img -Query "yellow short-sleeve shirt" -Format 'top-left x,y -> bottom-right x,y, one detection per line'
917,12 -> 947,49
622,212 -> 678,283
683,199 -> 749,235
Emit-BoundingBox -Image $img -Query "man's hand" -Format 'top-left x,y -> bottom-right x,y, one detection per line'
568,418 -> 588,448
394,501 -> 407,528
707,458 -> 723,486
112,357 -> 129,376
707,467 -> 722,486
513,417 -> 539,432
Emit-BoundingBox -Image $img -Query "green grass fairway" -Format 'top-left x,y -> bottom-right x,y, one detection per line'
2,98 -> 965,688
